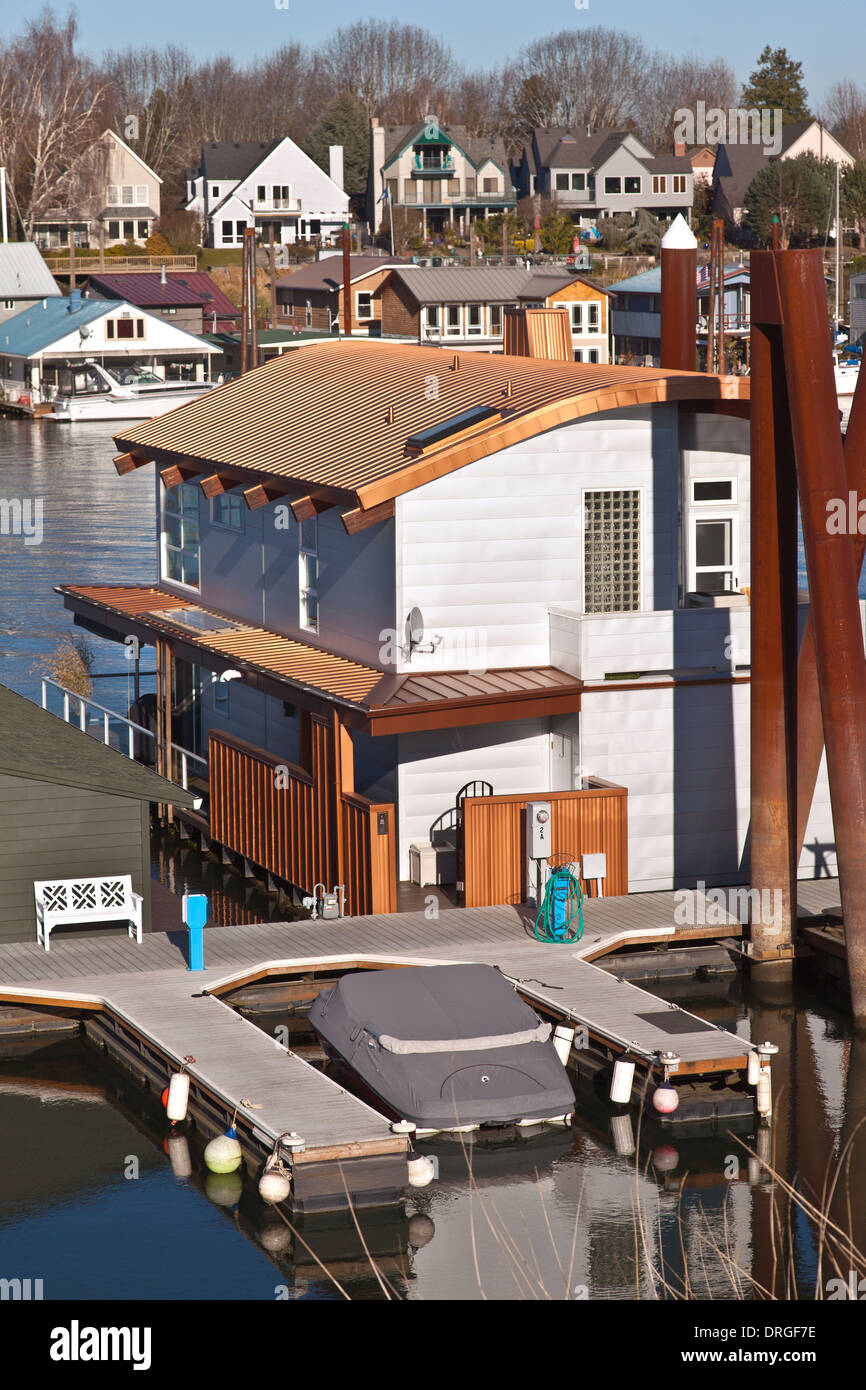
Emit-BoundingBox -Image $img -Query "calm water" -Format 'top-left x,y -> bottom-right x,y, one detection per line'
0,418 -> 864,1300
0,971 -> 862,1301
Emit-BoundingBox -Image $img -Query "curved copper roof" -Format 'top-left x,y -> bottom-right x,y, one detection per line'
115,340 -> 749,510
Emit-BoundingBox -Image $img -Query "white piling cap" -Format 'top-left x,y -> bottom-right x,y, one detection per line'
661,214 -> 698,250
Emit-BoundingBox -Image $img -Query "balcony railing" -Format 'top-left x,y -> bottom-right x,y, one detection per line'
413,155 -> 455,171
41,678 -> 207,798
253,197 -> 301,212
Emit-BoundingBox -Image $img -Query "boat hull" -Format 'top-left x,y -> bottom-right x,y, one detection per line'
52,387 -> 213,422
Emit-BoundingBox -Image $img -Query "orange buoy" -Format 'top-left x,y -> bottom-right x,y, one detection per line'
161,1087 -> 169,1109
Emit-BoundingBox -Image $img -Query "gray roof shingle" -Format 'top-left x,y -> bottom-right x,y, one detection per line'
0,244 -> 62,300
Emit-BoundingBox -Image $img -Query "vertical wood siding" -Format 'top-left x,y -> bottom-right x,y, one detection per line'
209,727 -> 396,914
462,779 -> 628,907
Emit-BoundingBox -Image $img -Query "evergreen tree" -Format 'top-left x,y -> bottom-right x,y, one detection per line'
743,152 -> 833,248
741,46 -> 811,124
303,92 -> 369,197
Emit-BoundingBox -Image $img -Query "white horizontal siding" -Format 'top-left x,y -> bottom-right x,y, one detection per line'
396,720 -> 548,878
549,606 -> 751,681
394,406 -> 679,673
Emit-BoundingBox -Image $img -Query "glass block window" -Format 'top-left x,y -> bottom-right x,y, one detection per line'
163,483 -> 200,589
583,489 -> 641,612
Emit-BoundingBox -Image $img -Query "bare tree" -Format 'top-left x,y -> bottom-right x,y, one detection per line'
504,28 -> 651,146
319,20 -> 455,123
639,55 -> 739,152
0,11 -> 106,239
101,45 -> 196,186
822,80 -> 866,160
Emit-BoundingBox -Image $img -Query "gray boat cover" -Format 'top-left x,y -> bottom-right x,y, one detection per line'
309,964 -> 575,1128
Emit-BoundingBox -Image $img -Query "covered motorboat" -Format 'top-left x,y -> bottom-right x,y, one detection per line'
309,964 -> 575,1132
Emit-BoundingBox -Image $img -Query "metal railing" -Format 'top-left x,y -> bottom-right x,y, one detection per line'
41,678 -> 207,794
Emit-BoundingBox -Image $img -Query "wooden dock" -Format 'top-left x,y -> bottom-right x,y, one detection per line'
0,890 -> 760,1176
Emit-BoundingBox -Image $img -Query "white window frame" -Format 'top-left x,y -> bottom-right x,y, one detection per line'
356,290 -> 374,320
211,492 -> 244,531
161,482 -> 201,592
652,175 -> 667,195
582,486 -> 644,614
690,477 -> 738,506
107,185 -> 119,205
444,305 -> 462,337
586,302 -> 601,334
624,175 -> 642,196
568,302 -> 583,333
490,304 -> 503,337
299,516 -> 318,632
135,185 -> 147,204
422,304 -> 441,336
604,176 -> 622,195
466,303 -> 484,335
690,512 -> 738,594
673,175 -> 687,194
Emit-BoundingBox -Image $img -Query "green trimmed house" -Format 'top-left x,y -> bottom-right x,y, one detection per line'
368,117 -> 516,239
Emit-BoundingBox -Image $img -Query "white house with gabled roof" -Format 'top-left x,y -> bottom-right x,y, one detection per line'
183,138 -> 349,249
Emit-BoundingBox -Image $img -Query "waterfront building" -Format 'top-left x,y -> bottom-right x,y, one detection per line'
56,336 -> 838,913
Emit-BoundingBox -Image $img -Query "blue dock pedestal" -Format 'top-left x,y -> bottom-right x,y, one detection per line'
183,893 -> 207,971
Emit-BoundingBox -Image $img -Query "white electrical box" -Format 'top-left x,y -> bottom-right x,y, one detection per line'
526,801 -> 552,859
582,853 -> 607,881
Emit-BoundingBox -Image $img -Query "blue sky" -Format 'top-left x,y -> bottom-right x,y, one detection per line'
4,0 -> 864,109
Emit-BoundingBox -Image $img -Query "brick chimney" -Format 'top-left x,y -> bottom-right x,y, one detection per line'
673,140 -> 687,158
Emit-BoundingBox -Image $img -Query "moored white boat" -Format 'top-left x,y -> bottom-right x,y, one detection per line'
50,360 -> 215,421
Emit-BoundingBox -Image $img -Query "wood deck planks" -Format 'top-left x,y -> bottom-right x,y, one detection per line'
0,882 -> 781,1155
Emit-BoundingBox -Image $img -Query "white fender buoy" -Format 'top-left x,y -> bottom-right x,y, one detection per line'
167,1072 -> 190,1123
407,1155 -> 436,1188
610,1058 -> 635,1105
652,1082 -> 679,1114
167,1132 -> 192,1179
204,1126 -> 243,1174
553,1025 -> 576,1066
747,1050 -> 761,1086
407,1213 -> 435,1249
258,1168 -> 292,1205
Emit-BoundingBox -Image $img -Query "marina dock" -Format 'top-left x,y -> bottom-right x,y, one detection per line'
0,887 -> 771,1209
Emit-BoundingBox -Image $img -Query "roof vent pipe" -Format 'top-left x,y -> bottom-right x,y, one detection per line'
451,354 -> 460,370
160,263 -> 167,285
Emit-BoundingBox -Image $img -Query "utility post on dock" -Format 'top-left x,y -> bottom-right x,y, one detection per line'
748,253 -> 798,983
750,249 -> 866,1020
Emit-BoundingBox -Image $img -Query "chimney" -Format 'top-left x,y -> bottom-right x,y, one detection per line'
660,213 -> 698,370
673,140 -> 687,158
371,119 -> 387,232
329,145 -> 344,191
160,263 -> 167,284
67,288 -> 82,314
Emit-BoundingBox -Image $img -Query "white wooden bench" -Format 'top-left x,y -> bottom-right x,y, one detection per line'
33,875 -> 143,952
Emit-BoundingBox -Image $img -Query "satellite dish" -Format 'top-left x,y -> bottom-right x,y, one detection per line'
79,324 -> 92,340
405,607 -> 425,651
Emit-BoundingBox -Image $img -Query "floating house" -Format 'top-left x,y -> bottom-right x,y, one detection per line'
0,292 -> 219,406
57,337 -> 838,914
87,271 -> 241,337
376,266 -> 613,362
0,683 -> 192,945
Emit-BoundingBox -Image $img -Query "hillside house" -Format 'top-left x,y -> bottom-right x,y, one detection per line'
516,129 -> 693,232
368,118 -> 516,239
184,139 -> 349,249
32,129 -> 162,251
712,120 -> 854,225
